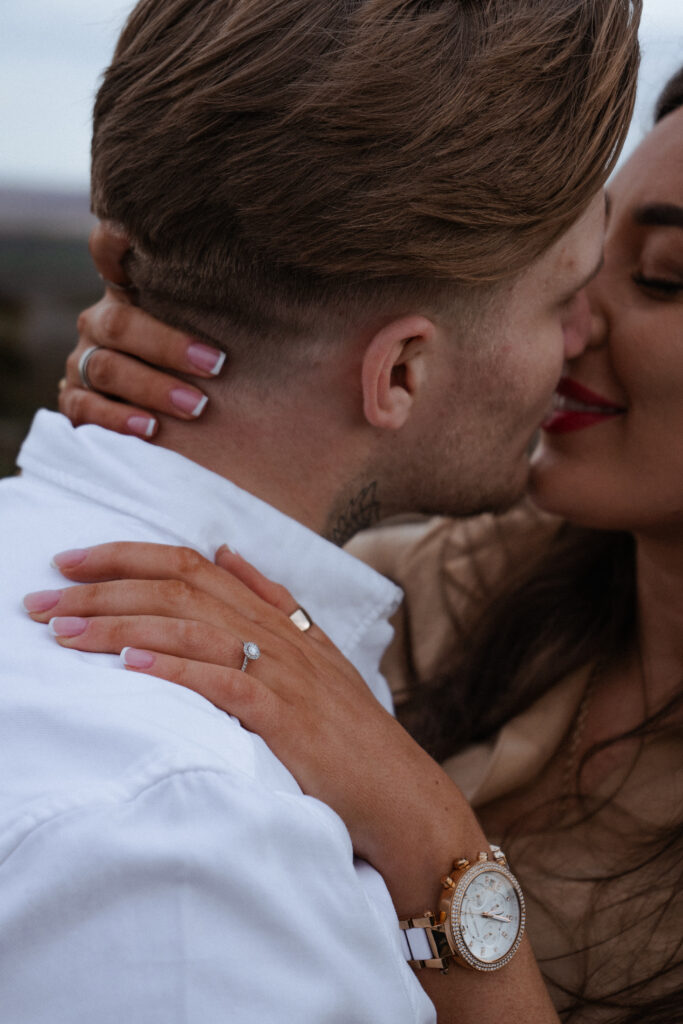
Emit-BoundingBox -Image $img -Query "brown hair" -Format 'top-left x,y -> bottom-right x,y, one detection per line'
91,0 -> 641,371
655,66 -> 683,122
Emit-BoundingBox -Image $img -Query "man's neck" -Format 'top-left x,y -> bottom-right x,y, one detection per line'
150,384 -> 362,540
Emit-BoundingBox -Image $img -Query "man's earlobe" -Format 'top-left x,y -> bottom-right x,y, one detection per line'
361,315 -> 435,431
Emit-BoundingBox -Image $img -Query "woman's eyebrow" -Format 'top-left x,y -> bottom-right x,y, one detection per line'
634,203 -> 683,229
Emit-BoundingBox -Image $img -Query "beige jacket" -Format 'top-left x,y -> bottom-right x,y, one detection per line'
348,505 -> 683,1018
348,502 -> 581,804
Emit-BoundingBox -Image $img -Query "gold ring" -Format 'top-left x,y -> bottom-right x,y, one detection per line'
289,607 -> 313,632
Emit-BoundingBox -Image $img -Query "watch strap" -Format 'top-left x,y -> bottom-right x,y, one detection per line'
399,913 -> 453,969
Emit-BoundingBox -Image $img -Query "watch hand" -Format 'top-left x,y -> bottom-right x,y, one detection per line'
480,912 -> 513,923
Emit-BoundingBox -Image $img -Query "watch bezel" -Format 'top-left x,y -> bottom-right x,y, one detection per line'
444,860 -> 526,972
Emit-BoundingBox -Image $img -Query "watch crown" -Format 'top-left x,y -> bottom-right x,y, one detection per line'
441,874 -> 456,890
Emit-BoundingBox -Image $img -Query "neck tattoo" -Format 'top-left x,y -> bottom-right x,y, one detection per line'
330,481 -> 380,546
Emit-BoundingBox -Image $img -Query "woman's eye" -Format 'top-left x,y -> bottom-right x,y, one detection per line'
632,273 -> 683,296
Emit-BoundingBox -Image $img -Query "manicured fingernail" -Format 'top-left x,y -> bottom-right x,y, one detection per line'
216,543 -> 237,556
49,616 -> 88,638
23,589 -> 62,613
121,647 -> 156,669
127,415 -> 157,438
51,548 -> 89,570
170,388 -> 208,417
186,342 -> 226,376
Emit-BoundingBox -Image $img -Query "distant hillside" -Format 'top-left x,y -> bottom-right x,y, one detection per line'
0,186 -> 94,238
0,187 -> 102,477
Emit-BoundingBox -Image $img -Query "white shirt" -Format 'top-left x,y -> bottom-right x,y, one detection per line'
0,411 -> 435,1024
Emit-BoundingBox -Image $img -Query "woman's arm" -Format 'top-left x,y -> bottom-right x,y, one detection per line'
24,541 -> 558,1023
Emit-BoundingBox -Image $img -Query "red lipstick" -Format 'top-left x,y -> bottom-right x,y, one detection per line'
542,378 -> 625,434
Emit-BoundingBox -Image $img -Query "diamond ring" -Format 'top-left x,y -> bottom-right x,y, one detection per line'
240,641 -> 261,672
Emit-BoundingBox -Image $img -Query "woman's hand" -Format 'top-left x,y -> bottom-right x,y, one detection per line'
23,541 -> 479,892
60,221 -> 224,439
23,542 -> 559,1021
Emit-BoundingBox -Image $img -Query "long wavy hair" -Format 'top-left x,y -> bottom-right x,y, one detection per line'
399,69 -> 683,1024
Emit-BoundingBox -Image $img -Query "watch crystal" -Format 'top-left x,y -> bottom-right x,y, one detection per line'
448,861 -> 525,971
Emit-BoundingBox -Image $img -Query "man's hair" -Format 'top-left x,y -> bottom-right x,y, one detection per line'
92,0 -> 641,372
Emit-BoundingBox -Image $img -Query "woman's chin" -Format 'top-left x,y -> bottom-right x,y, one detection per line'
527,443 -> 615,530
528,446 -> 659,534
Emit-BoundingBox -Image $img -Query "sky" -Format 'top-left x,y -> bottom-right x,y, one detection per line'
1,1 -> 682,191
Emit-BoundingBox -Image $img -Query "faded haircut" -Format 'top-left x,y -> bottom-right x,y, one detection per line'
92,0 -> 641,375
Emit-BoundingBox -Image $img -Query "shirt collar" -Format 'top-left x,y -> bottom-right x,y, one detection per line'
18,412 -> 402,701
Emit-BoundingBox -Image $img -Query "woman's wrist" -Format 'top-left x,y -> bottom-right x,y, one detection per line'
361,753 -> 489,917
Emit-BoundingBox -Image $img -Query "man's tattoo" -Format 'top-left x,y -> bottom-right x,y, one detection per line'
330,481 -> 381,546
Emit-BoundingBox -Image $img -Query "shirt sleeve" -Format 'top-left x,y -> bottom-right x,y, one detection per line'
0,760 -> 435,1024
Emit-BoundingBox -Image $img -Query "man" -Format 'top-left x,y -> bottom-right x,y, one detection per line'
0,1 -> 640,1021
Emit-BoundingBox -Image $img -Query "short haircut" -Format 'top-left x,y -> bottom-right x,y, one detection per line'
655,65 -> 683,123
92,0 -> 641,373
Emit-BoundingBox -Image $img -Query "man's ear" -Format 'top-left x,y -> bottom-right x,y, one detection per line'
361,315 -> 436,430
89,220 -> 132,289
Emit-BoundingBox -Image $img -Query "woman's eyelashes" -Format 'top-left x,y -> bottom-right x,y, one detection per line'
632,272 -> 683,297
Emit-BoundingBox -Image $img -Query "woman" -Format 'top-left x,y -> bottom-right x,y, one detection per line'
32,70 -> 683,1021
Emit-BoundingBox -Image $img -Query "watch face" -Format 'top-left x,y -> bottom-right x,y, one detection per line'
449,862 -> 525,971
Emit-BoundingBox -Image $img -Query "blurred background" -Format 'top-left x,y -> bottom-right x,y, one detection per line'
1,1 -> 682,478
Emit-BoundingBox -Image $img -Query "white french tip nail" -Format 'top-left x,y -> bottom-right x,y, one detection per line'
210,351 -> 227,376
120,647 -> 131,665
145,419 -> 157,438
191,395 -> 209,417
48,618 -> 59,636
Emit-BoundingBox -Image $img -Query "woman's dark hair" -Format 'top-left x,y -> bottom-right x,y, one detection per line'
655,66 -> 683,122
400,66 -> 683,1023
399,525 -> 636,759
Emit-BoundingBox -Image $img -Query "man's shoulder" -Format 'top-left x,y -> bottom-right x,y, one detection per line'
0,473 -> 305,832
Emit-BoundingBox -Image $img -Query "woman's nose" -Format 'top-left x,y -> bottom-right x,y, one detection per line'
585,280 -> 609,350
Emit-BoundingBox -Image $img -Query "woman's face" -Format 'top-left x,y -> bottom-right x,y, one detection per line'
529,106 -> 683,534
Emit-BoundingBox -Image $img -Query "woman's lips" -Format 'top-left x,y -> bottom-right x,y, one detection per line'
542,377 -> 626,434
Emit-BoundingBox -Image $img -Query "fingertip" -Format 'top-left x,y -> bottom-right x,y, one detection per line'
215,543 -> 239,566
126,415 -> 158,439
120,647 -> 156,670
51,548 -> 89,571
186,342 -> 226,377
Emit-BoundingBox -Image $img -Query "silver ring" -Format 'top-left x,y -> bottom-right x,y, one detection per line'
77,345 -> 103,391
240,641 -> 261,672
289,607 -> 313,632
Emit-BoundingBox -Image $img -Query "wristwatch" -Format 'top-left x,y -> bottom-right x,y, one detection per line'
399,845 -> 525,973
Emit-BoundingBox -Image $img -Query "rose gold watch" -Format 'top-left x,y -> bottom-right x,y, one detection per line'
399,845 -> 526,973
